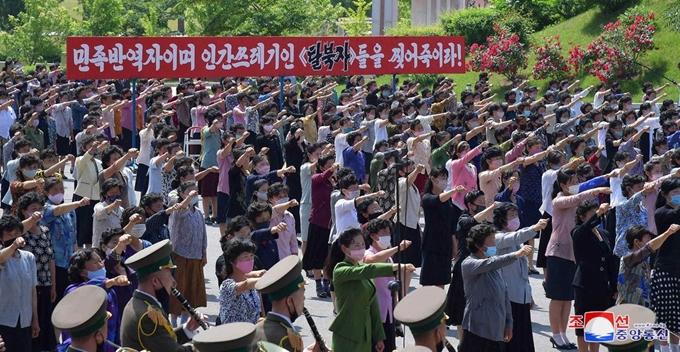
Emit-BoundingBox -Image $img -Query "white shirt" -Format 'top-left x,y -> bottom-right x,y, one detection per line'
0,107 -> 16,139
395,178 -> 420,229
137,128 -> 155,165
334,198 -> 360,235
609,170 -> 625,207
374,120 -> 388,150
300,163 -> 313,204
317,126 -> 331,143
417,115 -> 434,134
334,132 -> 349,167
540,169 -> 559,216
146,155 -> 164,194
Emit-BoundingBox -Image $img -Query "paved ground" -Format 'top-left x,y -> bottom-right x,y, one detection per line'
60,171 -> 577,351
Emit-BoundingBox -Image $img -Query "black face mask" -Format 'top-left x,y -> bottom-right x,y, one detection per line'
436,340 -> 445,352
256,221 -> 271,230
2,237 -> 16,248
368,213 -> 381,220
154,279 -> 170,303
288,299 -> 299,322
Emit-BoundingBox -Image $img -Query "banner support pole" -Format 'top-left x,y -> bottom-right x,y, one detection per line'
391,74 -> 397,93
278,76 -> 285,111
131,78 -> 137,151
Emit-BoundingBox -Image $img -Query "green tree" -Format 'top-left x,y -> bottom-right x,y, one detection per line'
0,0 -> 25,31
0,0 -> 76,63
340,0 -> 372,36
77,0 -> 124,36
180,0 -> 342,36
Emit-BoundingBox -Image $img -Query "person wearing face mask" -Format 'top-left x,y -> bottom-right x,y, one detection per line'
9,153 -> 43,214
120,239 -> 205,351
245,155 -> 295,207
218,236 -> 264,326
420,166 -> 466,289
251,179 -> 270,205
363,219 -> 412,352
0,214 -> 41,352
478,146 -> 525,215
394,286 -> 449,352
253,256 -> 326,352
335,174 -> 384,236
92,179 -> 124,249
199,110 -> 225,224
52,285 -> 111,352
167,182 -> 207,328
65,248 -> 131,352
492,203 -> 549,352
460,224 -> 533,352
266,183 -> 298,259
14,193 -> 57,351
324,227 -> 416,352
545,169 -> 611,350
572,200 -> 616,352
618,224 -> 680,309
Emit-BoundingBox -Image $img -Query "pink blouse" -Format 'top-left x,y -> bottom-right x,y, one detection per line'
449,145 -> 483,210
546,191 -> 595,262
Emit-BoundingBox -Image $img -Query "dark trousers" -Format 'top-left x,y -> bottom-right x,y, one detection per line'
0,318 -> 32,352
379,313 -> 396,352
0,177 -> 9,210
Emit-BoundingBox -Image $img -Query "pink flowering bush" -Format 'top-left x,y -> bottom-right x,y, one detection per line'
570,10 -> 657,83
467,25 -> 529,81
532,36 -> 571,80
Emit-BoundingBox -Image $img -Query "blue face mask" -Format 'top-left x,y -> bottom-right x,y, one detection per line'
87,267 -> 106,280
343,127 -> 352,133
553,166 -> 561,171
483,245 -> 497,257
523,110 -> 531,117
107,195 -> 120,204
469,121 -> 478,128
659,148 -> 668,155
671,195 -> 680,207
614,130 -> 623,138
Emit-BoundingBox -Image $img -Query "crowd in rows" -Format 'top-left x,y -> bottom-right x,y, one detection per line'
2,59 -> 680,352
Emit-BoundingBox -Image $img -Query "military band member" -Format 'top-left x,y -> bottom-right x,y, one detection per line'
253,255 -> 325,352
120,239 -> 204,351
396,346 -> 432,352
51,285 -> 110,352
193,322 -> 256,352
393,286 -> 449,352
256,341 -> 289,352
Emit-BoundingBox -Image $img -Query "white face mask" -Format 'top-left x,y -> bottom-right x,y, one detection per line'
130,224 -> 146,238
347,190 -> 360,199
377,236 -> 392,250
568,184 -> 580,195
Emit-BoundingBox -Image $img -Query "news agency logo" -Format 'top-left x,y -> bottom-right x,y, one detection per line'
569,312 -> 668,343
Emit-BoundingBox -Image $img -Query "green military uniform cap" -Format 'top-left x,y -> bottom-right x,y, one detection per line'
256,341 -> 289,352
124,239 -> 176,277
255,255 -> 306,301
193,323 -> 256,352
393,286 -> 447,334
397,346 -> 432,352
52,285 -> 109,338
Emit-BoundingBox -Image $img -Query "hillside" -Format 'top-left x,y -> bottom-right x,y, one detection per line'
377,0 -> 680,102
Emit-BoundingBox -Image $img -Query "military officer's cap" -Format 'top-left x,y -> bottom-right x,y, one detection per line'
52,285 -> 109,338
255,255 -> 306,301
124,239 -> 176,277
398,346 -> 433,352
256,341 -> 289,352
393,286 -> 447,334
193,323 -> 257,352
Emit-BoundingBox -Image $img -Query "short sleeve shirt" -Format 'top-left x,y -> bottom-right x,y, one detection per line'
22,226 -> 53,286
200,127 -> 221,168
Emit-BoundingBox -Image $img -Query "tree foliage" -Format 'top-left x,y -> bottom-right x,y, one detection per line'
0,0 -> 75,63
0,0 -> 25,31
340,0 -> 372,36
77,0 -> 124,36
180,0 -> 343,36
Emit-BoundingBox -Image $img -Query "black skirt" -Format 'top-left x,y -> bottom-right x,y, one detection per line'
460,330 -> 505,352
394,223 -> 421,267
56,135 -> 71,156
302,223 -> 330,270
420,250 -> 452,286
545,256 -> 575,301
73,195 -> 96,246
445,255 -> 466,326
536,212 -> 553,268
505,302 -> 535,352
574,286 -> 614,336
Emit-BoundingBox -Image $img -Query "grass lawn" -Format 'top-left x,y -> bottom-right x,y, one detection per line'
357,0 -> 680,102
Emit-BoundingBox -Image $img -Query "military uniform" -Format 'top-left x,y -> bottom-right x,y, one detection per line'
119,240 -> 195,351
393,286 -> 450,352
397,347 -> 431,352
256,341 -> 289,352
52,285 -> 110,352
252,256 -> 307,352
193,322 -> 257,352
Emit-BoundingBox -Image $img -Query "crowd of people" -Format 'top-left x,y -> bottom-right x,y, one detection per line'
1,58 -> 680,352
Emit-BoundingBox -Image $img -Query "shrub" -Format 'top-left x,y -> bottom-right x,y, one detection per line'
571,10 -> 657,83
386,24 -> 445,36
595,0 -> 632,12
467,26 -> 529,81
441,7 -> 497,46
532,36 -> 570,80
407,74 -> 440,88
494,9 -> 535,46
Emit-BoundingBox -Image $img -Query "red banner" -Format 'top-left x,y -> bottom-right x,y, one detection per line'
65,36 -> 465,80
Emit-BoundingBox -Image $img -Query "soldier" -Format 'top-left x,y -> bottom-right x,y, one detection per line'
193,322 -> 256,352
256,341 -> 290,352
252,255 -> 324,352
393,286 -> 450,352
120,239 -> 204,351
51,285 -> 110,352
397,347 -> 432,352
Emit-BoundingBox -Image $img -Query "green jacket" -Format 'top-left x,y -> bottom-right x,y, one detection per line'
329,261 -> 394,350
120,291 -> 192,352
251,312 -> 301,352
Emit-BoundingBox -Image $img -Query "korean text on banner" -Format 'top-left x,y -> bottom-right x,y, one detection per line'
65,36 -> 466,79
